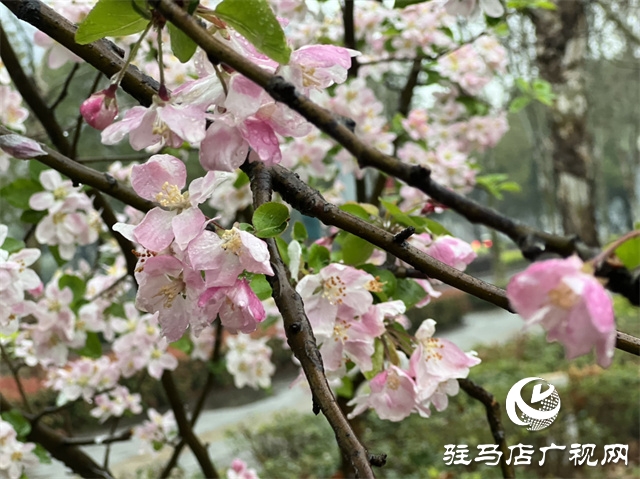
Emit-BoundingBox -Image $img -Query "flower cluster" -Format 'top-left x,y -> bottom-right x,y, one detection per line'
225,335 -> 276,390
348,319 -> 481,421
0,225 -> 41,335
133,408 -> 178,455
114,154 -> 273,341
29,170 -> 101,260
0,420 -> 39,479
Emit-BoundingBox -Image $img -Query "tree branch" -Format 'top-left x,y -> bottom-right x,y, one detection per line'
1,0 -> 159,107
459,379 -> 514,479
0,394 -> 115,479
161,371 -> 219,479
151,0 -> 638,306
244,161 -> 378,478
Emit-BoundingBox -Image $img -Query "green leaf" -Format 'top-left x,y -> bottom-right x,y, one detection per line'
292,221 -> 308,242
168,23 -> 198,63
48,245 -> 67,267
250,274 -> 273,301
253,202 -> 290,238
233,171 -> 250,188
75,332 -> 102,359
215,0 -> 291,64
33,444 -> 52,464
1,410 -> 31,438
275,236 -> 290,266
58,274 -> 86,305
509,95 -> 531,113
237,222 -> 255,233
393,0 -> 428,7
0,179 -> 43,209
20,209 -> 47,224
29,161 -> 49,182
307,243 -> 330,273
363,339 -> 384,380
615,237 -> 640,270
409,216 -> 452,236
340,203 -> 374,221
380,199 -> 419,229
394,278 -> 427,309
75,0 -> 149,44
334,376 -> 353,398
171,335 -> 193,355
0,237 -> 25,254
340,233 -> 375,266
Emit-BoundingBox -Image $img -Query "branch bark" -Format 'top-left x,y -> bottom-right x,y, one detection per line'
244,161 -> 377,478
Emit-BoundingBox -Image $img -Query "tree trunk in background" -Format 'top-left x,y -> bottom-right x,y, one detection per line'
530,1 -> 600,246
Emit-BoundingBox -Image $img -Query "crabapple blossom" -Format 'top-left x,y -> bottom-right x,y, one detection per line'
198,279 -> 266,335
225,335 -> 275,389
0,134 -> 46,159
0,86 -> 29,132
46,356 -> 120,405
445,0 -> 505,18
90,386 -> 143,423
0,419 -> 39,479
121,154 -> 216,252
135,254 -> 207,341
133,408 -> 178,455
227,458 -> 260,479
188,226 -> 273,287
80,84 -> 118,130
425,235 -> 477,271
296,263 -> 380,337
101,90 -> 208,151
506,256 -> 616,368
409,319 -> 481,416
348,365 -> 418,422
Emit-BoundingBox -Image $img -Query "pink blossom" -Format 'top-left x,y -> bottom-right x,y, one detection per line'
101,93 -> 207,151
506,256 -> 616,368
348,366 -> 418,422
227,458 -> 260,479
409,319 -> 480,415
296,263 -> 378,337
426,235 -> 476,271
280,45 -> 358,92
135,255 -> 206,341
198,279 -> 265,334
188,227 -> 273,287
0,86 -> 29,133
124,155 -> 216,251
445,0 -> 504,18
80,85 -> 118,131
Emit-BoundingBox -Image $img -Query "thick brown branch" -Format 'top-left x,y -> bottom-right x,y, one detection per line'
0,394 -> 115,479
458,379 -> 514,479
0,126 -> 154,213
1,0 -> 159,107
244,161 -> 376,478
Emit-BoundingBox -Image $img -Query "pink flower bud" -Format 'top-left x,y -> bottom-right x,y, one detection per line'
80,85 -> 118,131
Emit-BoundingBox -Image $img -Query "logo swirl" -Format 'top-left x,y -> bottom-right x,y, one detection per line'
506,377 -> 561,431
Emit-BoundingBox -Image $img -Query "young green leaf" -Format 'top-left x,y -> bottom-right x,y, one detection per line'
76,0 -> 149,45
341,233 -> 375,266
1,410 -> 31,438
0,179 -> 43,210
253,202 -> 290,238
75,332 -> 103,359
215,0 -> 292,64
168,23 -> 198,63
615,237 -> 640,271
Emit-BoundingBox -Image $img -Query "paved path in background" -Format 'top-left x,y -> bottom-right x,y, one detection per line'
32,307 -> 528,479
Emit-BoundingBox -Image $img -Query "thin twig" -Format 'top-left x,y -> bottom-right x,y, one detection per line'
50,63 -> 80,110
0,343 -> 32,413
63,429 -> 132,447
459,378 -> 515,479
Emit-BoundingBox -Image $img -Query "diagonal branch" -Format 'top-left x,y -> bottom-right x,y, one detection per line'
244,161 -> 378,478
151,0 -> 639,306
0,393 -> 115,479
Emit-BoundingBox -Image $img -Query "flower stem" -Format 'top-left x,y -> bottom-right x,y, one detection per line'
590,229 -> 640,268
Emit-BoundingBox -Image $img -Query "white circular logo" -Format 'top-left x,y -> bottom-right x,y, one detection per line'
506,377 -> 561,431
